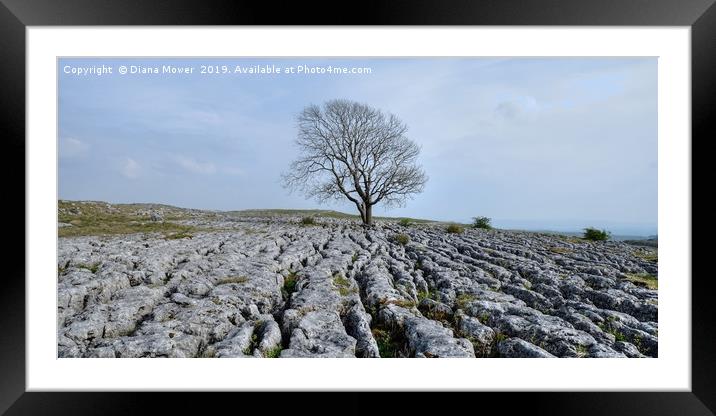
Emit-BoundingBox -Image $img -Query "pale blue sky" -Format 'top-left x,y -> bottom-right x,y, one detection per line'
58,58 -> 657,235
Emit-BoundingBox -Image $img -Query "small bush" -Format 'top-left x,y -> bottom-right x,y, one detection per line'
583,227 -> 610,241
472,216 -> 492,229
300,216 -> 317,225
446,224 -> 464,234
394,233 -> 410,245
398,218 -> 412,226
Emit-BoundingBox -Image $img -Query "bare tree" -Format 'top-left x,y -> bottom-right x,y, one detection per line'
282,99 -> 427,226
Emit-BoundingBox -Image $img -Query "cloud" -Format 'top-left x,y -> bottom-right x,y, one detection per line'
172,155 -> 217,174
120,158 -> 141,179
59,137 -> 89,158
494,96 -> 539,121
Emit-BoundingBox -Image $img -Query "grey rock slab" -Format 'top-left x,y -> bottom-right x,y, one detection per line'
57,204 -> 658,358
497,338 -> 555,358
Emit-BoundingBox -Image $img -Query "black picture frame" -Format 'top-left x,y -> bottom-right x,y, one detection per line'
1,0 -> 711,414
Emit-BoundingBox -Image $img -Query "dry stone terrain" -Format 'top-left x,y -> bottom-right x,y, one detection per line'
57,202 -> 658,358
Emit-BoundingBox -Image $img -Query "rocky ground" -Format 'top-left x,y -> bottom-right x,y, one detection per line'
57,202 -> 658,358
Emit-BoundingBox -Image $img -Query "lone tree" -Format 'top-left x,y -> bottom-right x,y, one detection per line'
283,99 -> 427,226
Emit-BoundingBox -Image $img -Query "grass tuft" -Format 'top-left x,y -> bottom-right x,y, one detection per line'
216,275 -> 248,285
76,262 -> 101,274
333,273 -> 356,296
455,293 -> 475,309
371,328 -> 407,358
380,297 -> 417,308
623,273 -> 658,290
446,224 -> 464,234
393,233 -> 410,246
282,271 -> 299,298
164,230 -> 193,240
300,216 -> 317,226
633,250 -> 658,262
264,346 -> 283,358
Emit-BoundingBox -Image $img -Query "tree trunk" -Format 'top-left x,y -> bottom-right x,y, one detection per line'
365,204 -> 373,226
356,202 -> 366,224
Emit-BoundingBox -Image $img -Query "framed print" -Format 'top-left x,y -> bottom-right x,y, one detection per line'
2,0 -> 713,414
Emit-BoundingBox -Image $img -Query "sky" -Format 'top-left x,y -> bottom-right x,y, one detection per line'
58,57 -> 657,236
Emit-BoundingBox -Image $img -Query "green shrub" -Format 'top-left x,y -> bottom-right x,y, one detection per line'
300,216 -> 317,225
398,218 -> 412,226
472,216 -> 492,229
394,233 -> 410,245
446,224 -> 464,234
583,227 -> 610,241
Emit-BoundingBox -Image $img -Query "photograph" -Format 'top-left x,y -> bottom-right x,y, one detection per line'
57,56 -> 658,359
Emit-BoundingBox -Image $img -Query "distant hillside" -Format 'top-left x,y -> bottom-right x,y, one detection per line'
228,208 -> 435,224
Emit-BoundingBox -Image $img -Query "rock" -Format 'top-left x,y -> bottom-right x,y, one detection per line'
455,311 -> 495,357
281,311 -> 357,357
214,322 -> 255,357
403,315 -> 475,358
613,341 -> 646,358
256,318 -> 282,356
344,304 -> 380,358
497,338 -> 555,358
418,298 -> 453,322
57,201 -> 658,358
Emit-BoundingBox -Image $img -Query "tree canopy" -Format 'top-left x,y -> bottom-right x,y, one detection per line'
282,99 -> 427,225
